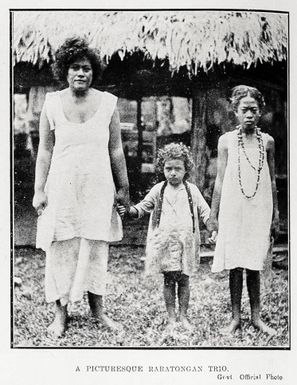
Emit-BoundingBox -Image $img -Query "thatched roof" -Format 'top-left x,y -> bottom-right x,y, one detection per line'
13,10 -> 287,75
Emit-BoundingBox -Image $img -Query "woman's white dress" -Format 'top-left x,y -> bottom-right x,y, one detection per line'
36,90 -> 122,305
212,129 -> 273,273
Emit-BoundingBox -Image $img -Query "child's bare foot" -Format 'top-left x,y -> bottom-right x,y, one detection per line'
252,319 -> 276,336
165,323 -> 175,335
179,315 -> 193,331
95,313 -> 122,331
164,318 -> 176,334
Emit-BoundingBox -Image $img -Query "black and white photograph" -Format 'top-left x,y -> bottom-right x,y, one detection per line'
2,1 -> 296,384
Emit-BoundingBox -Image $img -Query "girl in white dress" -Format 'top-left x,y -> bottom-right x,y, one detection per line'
119,143 -> 210,332
208,85 -> 279,335
33,37 -> 129,337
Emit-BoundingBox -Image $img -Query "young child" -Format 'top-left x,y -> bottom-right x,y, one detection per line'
208,85 -> 279,336
119,143 -> 210,332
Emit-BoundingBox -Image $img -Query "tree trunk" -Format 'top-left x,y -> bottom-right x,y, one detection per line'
190,90 -> 208,191
136,98 -> 143,175
156,96 -> 173,136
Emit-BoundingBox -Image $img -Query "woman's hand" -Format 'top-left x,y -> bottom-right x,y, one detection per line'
32,191 -> 48,216
207,217 -> 219,232
116,186 -> 130,208
116,204 -> 126,218
116,204 -> 139,219
208,230 -> 218,245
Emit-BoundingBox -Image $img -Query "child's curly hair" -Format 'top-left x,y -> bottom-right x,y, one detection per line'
156,142 -> 194,180
230,85 -> 265,111
52,36 -> 102,84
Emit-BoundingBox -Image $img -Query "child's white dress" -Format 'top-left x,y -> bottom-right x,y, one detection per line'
36,90 -> 122,305
135,181 -> 210,276
212,129 -> 273,273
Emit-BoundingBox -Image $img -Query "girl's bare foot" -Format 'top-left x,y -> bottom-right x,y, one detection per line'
164,317 -> 176,334
179,315 -> 193,331
252,319 -> 276,336
223,319 -> 241,335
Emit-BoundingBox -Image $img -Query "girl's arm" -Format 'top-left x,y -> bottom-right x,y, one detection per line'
117,204 -> 141,219
121,198 -> 154,219
207,134 -> 228,232
118,184 -> 158,219
109,108 -> 130,208
266,135 -> 280,236
129,185 -> 160,218
127,184 -> 159,218
32,105 -> 54,214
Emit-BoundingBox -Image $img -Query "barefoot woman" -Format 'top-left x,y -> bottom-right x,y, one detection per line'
33,37 -> 129,337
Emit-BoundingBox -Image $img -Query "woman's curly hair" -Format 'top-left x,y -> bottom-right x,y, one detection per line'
51,36 -> 102,84
230,85 -> 265,111
156,142 -> 194,180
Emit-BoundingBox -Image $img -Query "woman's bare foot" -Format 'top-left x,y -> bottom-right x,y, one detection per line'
47,317 -> 67,337
179,315 -> 193,331
47,303 -> 67,337
88,292 -> 122,331
252,319 -> 276,336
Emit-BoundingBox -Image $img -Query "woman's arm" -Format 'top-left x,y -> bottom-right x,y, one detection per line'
207,134 -> 228,232
266,135 -> 280,236
196,188 -> 211,226
109,108 -> 130,207
32,106 -> 54,214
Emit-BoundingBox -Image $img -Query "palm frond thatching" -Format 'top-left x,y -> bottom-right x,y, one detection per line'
12,11 -> 287,74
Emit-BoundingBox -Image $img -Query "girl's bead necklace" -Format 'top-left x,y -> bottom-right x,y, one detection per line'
237,126 -> 264,199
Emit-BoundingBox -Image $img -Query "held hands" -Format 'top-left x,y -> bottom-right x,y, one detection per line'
208,230 -> 218,245
117,204 -> 127,218
116,204 -> 138,219
207,217 -> 218,232
206,217 -> 218,245
116,186 -> 130,208
32,191 -> 48,216
116,187 -> 130,218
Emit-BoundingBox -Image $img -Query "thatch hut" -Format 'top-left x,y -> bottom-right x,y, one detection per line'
12,10 -> 288,194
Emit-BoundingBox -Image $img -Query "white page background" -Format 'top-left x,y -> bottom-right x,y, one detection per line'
1,1 -> 296,384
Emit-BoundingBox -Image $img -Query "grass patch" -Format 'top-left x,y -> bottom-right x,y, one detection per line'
13,246 -> 289,348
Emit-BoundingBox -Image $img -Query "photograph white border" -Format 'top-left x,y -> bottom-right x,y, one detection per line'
1,1 -> 296,384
